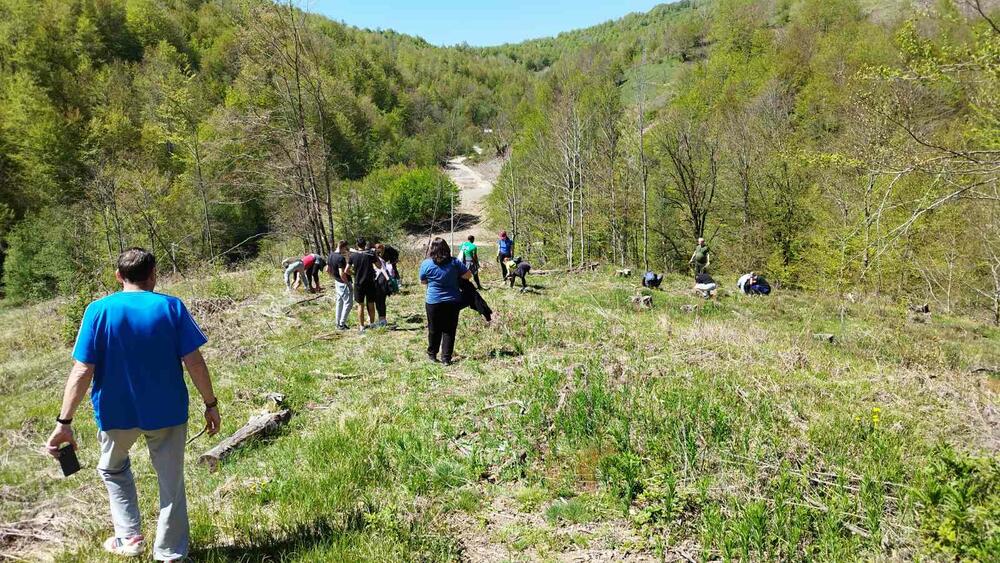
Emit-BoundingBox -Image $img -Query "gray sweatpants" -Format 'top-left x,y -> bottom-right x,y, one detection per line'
334,280 -> 353,327
284,261 -> 305,289
98,423 -> 188,561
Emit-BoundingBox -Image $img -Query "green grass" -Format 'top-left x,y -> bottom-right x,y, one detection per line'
1,263 -> 998,561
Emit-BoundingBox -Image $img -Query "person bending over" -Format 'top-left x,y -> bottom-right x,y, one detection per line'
694,271 -> 718,299
746,273 -> 771,295
642,271 -> 664,289
304,253 -> 326,293
506,257 -> 531,288
284,258 -> 306,291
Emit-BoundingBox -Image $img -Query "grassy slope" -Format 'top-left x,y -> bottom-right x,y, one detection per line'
1,260 -> 998,561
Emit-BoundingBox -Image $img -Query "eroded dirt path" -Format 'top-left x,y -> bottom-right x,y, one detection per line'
408,154 -> 502,252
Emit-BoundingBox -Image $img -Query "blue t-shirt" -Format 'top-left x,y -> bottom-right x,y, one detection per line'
73,291 -> 208,431
419,258 -> 468,304
497,238 -> 513,256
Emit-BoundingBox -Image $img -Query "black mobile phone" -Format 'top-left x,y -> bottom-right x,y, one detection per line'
58,444 -> 81,477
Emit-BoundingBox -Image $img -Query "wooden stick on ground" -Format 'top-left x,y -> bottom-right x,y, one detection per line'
283,294 -> 326,312
185,427 -> 207,445
198,409 -> 292,471
476,400 -> 526,414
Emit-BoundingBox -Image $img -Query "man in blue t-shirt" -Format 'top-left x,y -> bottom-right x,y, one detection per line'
45,248 -> 220,562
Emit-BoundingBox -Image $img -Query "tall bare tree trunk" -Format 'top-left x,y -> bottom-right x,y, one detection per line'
638,47 -> 649,272
192,136 -> 214,257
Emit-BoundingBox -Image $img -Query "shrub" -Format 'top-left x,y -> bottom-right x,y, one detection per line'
2,208 -> 94,302
917,447 -> 1000,560
379,166 -> 459,228
598,451 -> 644,509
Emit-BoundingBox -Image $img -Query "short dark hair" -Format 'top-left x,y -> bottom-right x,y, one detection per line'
429,237 -> 452,266
338,239 -> 348,250
117,247 -> 156,283
468,235 -> 475,242
356,237 -> 367,249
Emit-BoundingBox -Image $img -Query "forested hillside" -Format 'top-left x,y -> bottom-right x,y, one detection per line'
1,0 -> 998,324
0,0 -> 528,300
484,0 -> 1000,324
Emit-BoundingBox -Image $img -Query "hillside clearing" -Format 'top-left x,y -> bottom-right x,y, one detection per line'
1,263 -> 997,561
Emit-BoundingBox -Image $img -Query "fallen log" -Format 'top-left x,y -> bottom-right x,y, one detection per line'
533,262 -> 601,275
476,399 -> 526,414
616,268 -> 632,277
813,333 -> 835,343
283,294 -> 326,312
199,409 -> 292,471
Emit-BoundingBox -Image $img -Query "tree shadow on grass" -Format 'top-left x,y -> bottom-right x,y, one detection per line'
404,212 -> 481,236
191,514 -> 365,561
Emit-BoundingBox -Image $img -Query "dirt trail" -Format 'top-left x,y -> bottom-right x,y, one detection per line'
408,154 -> 502,252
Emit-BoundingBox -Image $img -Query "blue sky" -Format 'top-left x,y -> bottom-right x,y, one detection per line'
307,0 -> 665,47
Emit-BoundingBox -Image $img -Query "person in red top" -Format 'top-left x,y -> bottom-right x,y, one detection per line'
302,253 -> 316,270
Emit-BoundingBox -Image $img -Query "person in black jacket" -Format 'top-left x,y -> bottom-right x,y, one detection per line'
459,277 -> 492,323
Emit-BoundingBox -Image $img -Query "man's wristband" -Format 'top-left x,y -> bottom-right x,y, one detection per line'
56,416 -> 73,425
204,398 -> 219,409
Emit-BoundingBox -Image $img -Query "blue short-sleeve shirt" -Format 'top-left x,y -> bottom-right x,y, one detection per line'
73,291 -> 208,431
419,258 -> 468,304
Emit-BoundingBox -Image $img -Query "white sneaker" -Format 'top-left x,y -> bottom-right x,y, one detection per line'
103,535 -> 145,557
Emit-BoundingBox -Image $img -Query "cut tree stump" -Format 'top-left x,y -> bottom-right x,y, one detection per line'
630,295 -> 653,309
263,392 -> 286,407
199,409 -> 292,471
813,333 -> 835,343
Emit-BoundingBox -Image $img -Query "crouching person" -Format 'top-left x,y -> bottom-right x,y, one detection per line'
693,272 -> 718,299
45,248 -> 221,562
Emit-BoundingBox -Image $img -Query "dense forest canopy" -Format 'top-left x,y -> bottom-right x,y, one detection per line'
0,0 -> 528,299
483,0 -> 1000,323
0,0 -> 998,323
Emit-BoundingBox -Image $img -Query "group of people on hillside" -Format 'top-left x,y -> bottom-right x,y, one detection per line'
457,231 -> 531,289
284,239 -> 403,331
322,238 -> 400,331
640,237 -> 771,299
43,232 -> 770,562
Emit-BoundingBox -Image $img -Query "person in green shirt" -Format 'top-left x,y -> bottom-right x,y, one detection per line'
689,237 -> 711,274
459,235 -> 484,290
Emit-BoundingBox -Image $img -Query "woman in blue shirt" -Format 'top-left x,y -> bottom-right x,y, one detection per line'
419,238 -> 473,365
496,230 -> 514,280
